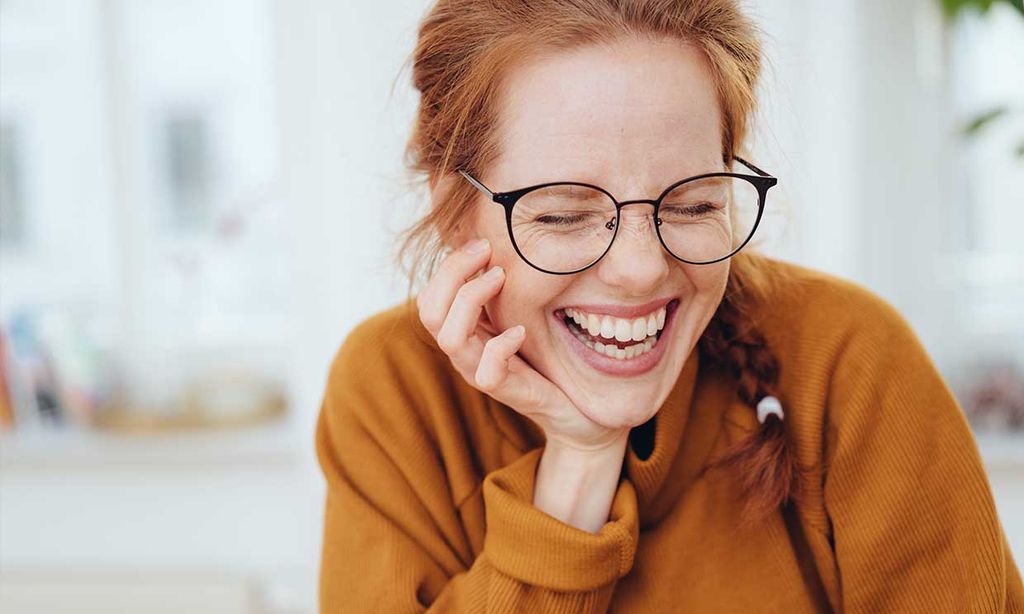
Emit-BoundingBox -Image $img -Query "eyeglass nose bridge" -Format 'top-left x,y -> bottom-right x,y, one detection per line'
616,198 -> 660,208
607,198 -> 663,230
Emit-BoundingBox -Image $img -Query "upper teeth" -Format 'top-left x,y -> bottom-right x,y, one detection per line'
563,306 -> 667,342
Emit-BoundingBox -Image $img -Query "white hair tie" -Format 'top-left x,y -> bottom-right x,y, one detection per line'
757,395 -> 784,424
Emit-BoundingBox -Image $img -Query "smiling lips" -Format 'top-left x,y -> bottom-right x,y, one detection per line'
561,305 -> 668,361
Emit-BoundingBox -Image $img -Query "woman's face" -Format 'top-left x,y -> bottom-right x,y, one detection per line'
469,36 -> 730,429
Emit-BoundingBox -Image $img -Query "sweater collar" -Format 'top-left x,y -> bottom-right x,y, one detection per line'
625,344 -> 725,527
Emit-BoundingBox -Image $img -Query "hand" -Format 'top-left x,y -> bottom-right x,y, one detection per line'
416,238 -> 628,452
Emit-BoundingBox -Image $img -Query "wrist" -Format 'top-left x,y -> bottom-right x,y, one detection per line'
543,427 -> 631,457
533,431 -> 629,533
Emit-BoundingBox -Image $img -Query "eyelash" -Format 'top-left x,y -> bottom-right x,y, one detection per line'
536,213 -> 591,226
661,203 -> 717,217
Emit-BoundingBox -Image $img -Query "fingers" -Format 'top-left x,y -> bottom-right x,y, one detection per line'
435,265 -> 505,363
417,238 -> 491,335
475,325 -> 526,392
478,333 -> 553,416
417,239 -> 550,417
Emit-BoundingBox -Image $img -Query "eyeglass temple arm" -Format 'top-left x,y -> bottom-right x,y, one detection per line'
458,170 -> 495,199
732,156 -> 772,177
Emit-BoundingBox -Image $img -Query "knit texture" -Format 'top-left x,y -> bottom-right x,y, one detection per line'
315,256 -> 1024,613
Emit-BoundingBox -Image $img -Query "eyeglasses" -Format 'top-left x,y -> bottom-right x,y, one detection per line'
459,157 -> 778,275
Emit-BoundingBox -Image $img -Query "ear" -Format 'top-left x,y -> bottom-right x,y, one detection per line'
430,172 -> 474,249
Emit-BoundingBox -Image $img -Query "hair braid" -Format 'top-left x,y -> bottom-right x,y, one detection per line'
698,266 -> 802,527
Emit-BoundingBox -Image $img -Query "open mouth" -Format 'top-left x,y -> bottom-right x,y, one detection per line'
555,299 -> 679,361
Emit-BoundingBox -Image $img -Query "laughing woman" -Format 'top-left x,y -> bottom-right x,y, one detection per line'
314,0 -> 1024,611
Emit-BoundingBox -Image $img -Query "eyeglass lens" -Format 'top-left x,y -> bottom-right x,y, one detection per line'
508,176 -> 761,273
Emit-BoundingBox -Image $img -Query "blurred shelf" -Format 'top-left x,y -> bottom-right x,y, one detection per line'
2,424 -> 1017,474
0,421 -> 304,472
976,432 -> 1024,471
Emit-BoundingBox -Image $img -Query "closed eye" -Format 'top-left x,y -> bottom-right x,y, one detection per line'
661,203 -> 718,218
536,213 -> 591,225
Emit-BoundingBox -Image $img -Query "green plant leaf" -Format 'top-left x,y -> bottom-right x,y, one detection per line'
940,0 -> 1022,18
964,107 -> 1009,136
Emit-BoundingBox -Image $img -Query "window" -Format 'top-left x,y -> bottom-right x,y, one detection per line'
0,0 -> 287,426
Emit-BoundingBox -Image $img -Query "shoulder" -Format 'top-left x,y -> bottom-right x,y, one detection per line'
734,256 -> 964,518
740,253 -> 922,363
320,299 -> 459,441
318,300 -> 532,501
738,254 -> 948,448
329,299 -> 444,384
321,299 -> 524,453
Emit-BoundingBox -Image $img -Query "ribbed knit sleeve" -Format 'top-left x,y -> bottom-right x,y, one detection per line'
315,314 -> 639,613
821,297 -> 1024,613
481,449 -> 639,594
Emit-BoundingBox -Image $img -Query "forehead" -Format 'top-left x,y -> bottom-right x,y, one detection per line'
492,35 -> 723,194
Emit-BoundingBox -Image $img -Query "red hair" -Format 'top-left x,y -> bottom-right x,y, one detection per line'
401,0 -> 804,526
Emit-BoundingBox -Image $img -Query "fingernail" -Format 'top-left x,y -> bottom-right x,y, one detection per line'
509,325 -> 525,338
484,265 -> 504,281
465,238 -> 489,254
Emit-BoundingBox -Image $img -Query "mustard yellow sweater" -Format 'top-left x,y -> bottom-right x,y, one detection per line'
315,257 -> 1024,613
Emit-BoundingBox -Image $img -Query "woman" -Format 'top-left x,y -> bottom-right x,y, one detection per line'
315,0 -> 1024,611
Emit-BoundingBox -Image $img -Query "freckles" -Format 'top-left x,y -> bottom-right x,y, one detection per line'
483,267 -> 538,329
686,261 -> 729,292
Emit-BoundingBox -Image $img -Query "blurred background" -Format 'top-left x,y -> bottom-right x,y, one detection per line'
0,0 -> 1021,612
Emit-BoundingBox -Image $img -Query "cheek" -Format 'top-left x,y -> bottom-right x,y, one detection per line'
679,263 -> 729,337
472,211 -> 521,329
484,256 -> 570,335
683,260 -> 729,297
484,283 -> 527,333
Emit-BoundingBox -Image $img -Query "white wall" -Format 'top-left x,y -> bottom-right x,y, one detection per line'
278,0 -> 428,441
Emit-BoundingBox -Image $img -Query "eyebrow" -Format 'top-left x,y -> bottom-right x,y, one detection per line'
468,159 -> 737,200
541,184 -> 607,199
531,171 -> 729,198
669,175 -> 729,190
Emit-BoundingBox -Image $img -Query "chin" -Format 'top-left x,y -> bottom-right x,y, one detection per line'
573,387 -> 668,430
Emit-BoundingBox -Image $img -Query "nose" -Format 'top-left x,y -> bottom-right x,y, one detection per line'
594,204 -> 670,295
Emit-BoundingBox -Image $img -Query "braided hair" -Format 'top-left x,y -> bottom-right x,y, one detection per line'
699,253 -> 803,526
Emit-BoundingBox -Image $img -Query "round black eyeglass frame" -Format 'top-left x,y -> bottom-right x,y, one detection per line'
458,157 -> 779,275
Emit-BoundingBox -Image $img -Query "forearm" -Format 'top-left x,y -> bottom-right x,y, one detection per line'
533,430 -> 631,533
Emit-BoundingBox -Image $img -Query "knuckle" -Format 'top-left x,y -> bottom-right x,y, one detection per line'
418,305 -> 442,334
438,249 -> 470,275
522,382 -> 544,412
452,280 -> 479,304
455,276 -> 492,304
482,333 -> 505,354
474,369 -> 496,392
477,346 -> 496,369
435,327 -> 460,354
475,343 -> 501,383
475,347 -> 504,392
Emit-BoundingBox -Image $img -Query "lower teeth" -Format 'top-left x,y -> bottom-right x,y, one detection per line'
568,320 -> 657,360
